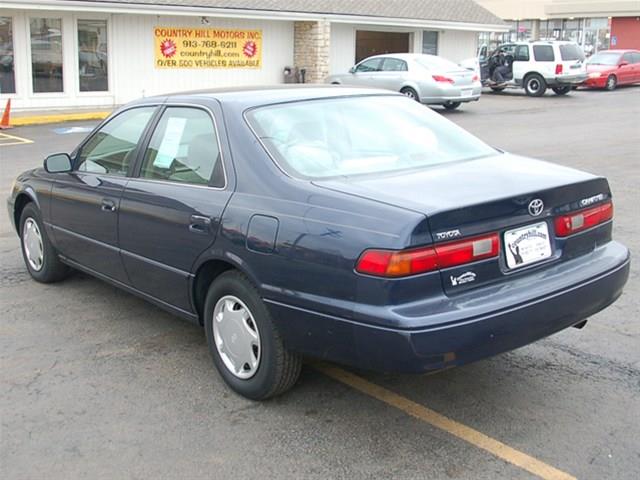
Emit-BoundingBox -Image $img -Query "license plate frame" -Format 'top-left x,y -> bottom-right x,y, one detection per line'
461,89 -> 473,97
504,221 -> 552,269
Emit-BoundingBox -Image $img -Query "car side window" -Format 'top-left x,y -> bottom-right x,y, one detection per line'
77,107 -> 155,176
355,58 -> 382,72
381,58 -> 408,72
533,45 -> 555,62
622,52 -> 634,64
514,45 -> 530,61
139,107 -> 224,187
632,52 -> 640,64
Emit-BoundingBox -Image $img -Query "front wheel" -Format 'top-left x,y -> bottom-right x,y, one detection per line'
552,86 -> 572,95
19,203 -> 71,283
204,271 -> 302,400
605,75 -> 617,91
443,101 -> 461,110
524,74 -> 547,97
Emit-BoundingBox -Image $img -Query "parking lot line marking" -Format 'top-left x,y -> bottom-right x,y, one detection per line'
316,364 -> 576,480
0,132 -> 34,146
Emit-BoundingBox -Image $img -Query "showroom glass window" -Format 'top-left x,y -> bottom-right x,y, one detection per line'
30,18 -> 63,93
0,17 -> 16,94
78,19 -> 108,92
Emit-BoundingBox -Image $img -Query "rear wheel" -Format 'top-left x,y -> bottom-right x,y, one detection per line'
605,75 -> 617,91
19,203 -> 71,283
443,101 -> 461,110
524,74 -> 546,97
400,87 -> 419,101
552,85 -> 571,95
204,271 -> 302,400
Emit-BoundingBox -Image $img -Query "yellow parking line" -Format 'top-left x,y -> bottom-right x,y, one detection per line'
316,364 -> 576,480
0,132 -> 34,146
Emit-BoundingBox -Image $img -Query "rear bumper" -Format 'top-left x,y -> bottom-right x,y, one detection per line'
552,73 -> 588,85
267,242 -> 630,373
420,85 -> 482,104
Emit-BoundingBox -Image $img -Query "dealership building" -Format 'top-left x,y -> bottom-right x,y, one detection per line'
0,0 -> 506,111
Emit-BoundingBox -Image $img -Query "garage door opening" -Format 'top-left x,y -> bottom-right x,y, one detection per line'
355,31 -> 410,63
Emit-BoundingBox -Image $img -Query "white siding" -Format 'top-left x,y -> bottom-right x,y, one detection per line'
438,30 -> 478,63
111,15 -> 294,104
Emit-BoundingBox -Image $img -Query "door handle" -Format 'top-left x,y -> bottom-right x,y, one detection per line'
101,199 -> 117,212
189,214 -> 212,234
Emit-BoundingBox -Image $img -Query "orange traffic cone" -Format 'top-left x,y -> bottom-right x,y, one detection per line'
0,98 -> 12,129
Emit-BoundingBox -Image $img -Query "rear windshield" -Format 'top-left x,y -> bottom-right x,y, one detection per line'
559,44 -> 585,61
245,96 -> 496,179
587,52 -> 621,65
533,45 -> 555,62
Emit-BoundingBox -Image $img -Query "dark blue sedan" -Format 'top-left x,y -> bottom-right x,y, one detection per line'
7,86 -> 630,399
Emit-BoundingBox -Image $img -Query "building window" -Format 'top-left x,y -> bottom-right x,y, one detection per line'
78,19 -> 108,92
422,31 -> 438,55
30,18 -> 64,93
0,17 -> 16,94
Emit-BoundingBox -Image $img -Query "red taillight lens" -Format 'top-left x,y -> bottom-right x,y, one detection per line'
472,74 -> 479,82
555,64 -> 563,74
554,201 -> 613,237
432,75 -> 455,84
355,233 -> 499,277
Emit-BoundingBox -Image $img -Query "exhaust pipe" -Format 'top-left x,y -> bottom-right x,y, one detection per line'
573,320 -> 588,329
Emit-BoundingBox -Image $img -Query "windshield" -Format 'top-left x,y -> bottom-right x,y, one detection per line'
587,52 -> 621,65
414,55 -> 462,71
246,96 -> 496,179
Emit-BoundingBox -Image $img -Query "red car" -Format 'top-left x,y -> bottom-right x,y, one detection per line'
583,49 -> 640,90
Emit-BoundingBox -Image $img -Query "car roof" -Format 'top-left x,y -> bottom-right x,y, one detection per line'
141,85 -> 400,109
362,53 -> 437,61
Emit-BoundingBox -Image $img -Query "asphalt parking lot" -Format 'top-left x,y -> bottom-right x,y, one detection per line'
1,86 -> 639,480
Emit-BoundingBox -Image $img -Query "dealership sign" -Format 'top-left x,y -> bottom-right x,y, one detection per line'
154,27 -> 262,69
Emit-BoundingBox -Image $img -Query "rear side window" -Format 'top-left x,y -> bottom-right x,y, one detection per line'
382,58 -> 407,72
533,45 -> 555,62
140,107 -> 224,187
559,44 -> 585,61
632,53 -> 640,64
622,52 -> 634,64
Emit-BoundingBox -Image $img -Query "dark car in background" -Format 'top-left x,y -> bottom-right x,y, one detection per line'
7,86 -> 630,399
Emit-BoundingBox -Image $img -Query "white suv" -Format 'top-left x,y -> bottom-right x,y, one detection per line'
463,41 -> 588,96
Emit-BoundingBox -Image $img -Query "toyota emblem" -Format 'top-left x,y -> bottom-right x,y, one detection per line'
528,198 -> 544,216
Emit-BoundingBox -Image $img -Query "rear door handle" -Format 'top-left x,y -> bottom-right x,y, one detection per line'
101,199 -> 117,212
189,214 -> 212,234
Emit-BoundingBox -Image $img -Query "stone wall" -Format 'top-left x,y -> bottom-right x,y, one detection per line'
293,20 -> 331,83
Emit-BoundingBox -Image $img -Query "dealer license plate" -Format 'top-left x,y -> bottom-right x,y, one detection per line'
504,222 -> 552,269
461,89 -> 473,97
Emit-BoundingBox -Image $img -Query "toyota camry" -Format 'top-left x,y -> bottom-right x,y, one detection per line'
7,86 -> 630,399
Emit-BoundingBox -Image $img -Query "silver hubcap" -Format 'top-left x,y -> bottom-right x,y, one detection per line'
529,79 -> 540,91
213,295 -> 261,379
23,218 -> 44,271
403,89 -> 416,99
607,77 -> 615,89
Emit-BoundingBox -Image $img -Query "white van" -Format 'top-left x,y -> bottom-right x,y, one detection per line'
462,41 -> 588,97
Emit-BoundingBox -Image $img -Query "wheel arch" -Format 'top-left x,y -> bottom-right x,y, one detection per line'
191,253 -> 262,325
13,190 -> 40,235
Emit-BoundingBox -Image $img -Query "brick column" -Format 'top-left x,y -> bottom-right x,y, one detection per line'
293,20 -> 331,83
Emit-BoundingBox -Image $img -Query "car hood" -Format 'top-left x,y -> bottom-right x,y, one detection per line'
314,153 -> 596,215
586,64 -> 616,73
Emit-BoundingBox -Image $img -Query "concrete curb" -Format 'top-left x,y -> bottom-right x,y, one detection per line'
11,111 -> 111,127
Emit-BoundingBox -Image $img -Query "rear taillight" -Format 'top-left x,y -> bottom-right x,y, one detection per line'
356,233 -> 499,278
432,75 -> 455,84
555,64 -> 563,75
554,201 -> 613,237
472,74 -> 479,82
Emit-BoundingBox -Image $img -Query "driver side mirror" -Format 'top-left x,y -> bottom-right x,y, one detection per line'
349,66 -> 356,74
44,153 -> 72,173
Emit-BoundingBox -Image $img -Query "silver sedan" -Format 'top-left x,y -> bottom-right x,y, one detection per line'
326,53 -> 482,110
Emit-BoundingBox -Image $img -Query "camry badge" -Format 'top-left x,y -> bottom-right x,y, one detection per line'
528,198 -> 544,217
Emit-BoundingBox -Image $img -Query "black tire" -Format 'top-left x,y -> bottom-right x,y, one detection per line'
204,270 -> 302,400
490,86 -> 506,92
524,73 -> 546,97
605,75 -> 617,91
19,203 -> 71,283
400,87 -> 420,101
552,86 -> 572,95
443,101 -> 461,110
